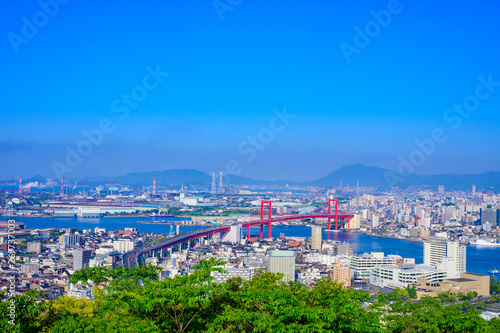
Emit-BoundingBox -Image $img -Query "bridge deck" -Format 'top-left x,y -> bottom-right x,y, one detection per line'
124,213 -> 353,267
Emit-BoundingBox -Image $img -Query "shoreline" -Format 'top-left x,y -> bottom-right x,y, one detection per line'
363,232 -> 424,243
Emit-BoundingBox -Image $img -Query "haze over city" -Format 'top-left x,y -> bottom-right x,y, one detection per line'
2,1 -> 500,181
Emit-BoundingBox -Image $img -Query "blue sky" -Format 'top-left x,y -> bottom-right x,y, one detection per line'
1,0 -> 500,181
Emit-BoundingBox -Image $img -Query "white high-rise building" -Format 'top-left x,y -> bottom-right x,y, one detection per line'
311,226 -> 322,250
423,241 -> 466,278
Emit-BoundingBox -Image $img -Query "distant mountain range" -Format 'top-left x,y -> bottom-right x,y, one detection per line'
53,164 -> 500,192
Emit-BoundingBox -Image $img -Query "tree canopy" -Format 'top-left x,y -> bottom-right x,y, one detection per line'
1,259 -> 499,332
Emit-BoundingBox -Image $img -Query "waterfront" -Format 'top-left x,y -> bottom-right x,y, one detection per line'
9,216 -> 500,277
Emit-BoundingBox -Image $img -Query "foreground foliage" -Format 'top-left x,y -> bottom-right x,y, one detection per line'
1,258 -> 499,332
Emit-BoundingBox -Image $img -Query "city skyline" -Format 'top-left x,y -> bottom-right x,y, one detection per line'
2,1 -> 500,181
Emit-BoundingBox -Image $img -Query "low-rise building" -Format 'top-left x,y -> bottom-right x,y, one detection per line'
349,252 -> 403,278
370,263 -> 446,289
27,241 -> 41,254
211,267 -> 255,283
113,237 -> 135,253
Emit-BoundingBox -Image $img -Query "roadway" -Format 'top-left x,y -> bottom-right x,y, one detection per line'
122,225 -> 230,267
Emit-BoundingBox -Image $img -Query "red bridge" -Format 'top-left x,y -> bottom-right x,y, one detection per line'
122,199 -> 354,267
241,199 -> 354,238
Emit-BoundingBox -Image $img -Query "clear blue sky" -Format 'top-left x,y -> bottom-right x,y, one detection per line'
1,0 -> 499,181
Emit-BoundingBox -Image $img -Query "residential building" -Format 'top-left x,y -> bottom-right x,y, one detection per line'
304,253 -> 337,266
268,250 -> 295,282
481,208 -> 498,226
438,185 -> 445,194
59,234 -> 81,246
332,259 -> 351,287
298,268 -> 322,285
67,284 -> 93,299
27,241 -> 41,254
423,241 -> 466,278
334,242 -> 353,257
73,249 -> 91,271
21,263 -> 39,275
211,267 -> 255,283
113,237 -> 135,253
311,226 -> 322,251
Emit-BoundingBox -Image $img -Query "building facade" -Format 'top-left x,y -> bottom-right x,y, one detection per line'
268,250 -> 295,282
480,208 -> 498,226
334,242 -> 353,257
423,241 -> 466,278
113,238 -> 135,253
349,252 -> 403,277
311,226 -> 322,251
332,259 -> 351,287
27,241 -> 41,254
73,249 -> 92,271
370,263 -> 446,289
211,267 -> 255,283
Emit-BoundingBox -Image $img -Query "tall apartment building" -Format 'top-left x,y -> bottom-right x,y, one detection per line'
481,208 -> 498,226
268,250 -> 295,282
438,185 -> 445,194
311,226 -> 322,251
73,249 -> 92,271
332,259 -> 351,287
423,241 -> 466,278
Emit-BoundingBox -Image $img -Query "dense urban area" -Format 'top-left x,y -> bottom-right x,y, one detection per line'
1,177 -> 500,331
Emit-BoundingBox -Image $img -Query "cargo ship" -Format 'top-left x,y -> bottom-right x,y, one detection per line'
469,239 -> 500,246
138,220 -> 172,224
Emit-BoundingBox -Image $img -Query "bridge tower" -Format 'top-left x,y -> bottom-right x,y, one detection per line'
261,200 -> 272,238
327,198 -> 338,230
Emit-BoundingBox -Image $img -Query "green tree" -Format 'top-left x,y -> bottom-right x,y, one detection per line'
209,274 -> 382,332
406,284 -> 417,299
395,288 -> 410,299
0,290 -> 56,332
